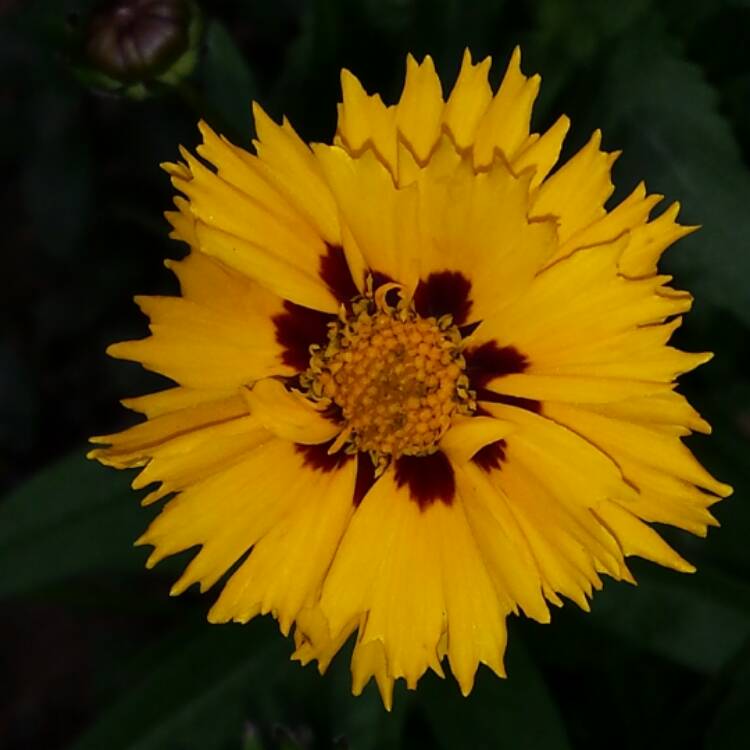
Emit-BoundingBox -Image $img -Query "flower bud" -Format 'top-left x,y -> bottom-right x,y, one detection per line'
74,0 -> 201,98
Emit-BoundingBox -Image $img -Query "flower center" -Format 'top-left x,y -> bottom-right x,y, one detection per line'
303,284 -> 474,463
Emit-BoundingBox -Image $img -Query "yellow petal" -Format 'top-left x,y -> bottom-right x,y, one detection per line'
431,498 -> 509,694
207,451 -> 356,633
439,415 -> 514,464
531,130 -> 618,243
319,468 -> 445,689
396,54 -> 444,163
121,385 -> 237,419
493,456 -> 610,610
194,221 -> 337,312
160,159 -> 190,180
529,317 -> 711,384
252,103 -> 341,244
511,115 -> 570,190
89,390 -> 249,469
172,147 -> 327,285
293,608 -> 357,672
243,378 -> 340,444
352,634 -> 394,710
165,195 -> 199,247
132,416 -> 269,506
484,402 -> 636,511
579,390 -> 712,436
596,502 -> 695,573
417,151 -> 557,321
337,69 -> 398,169
483,373 -> 673,403
476,238 -> 694,385
196,120 -> 320,240
555,182 -> 660,262
544,402 -> 733,498
473,47 -> 541,168
600,454 -> 721,536
106,252 -> 296,389
443,49 -> 493,150
315,144 -> 421,291
456,463 -> 550,623
620,202 -> 698,277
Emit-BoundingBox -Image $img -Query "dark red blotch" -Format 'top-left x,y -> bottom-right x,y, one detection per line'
296,443 -> 379,507
295,441 -> 352,472
319,243 -> 360,305
472,439 -> 507,472
353,453 -> 378,507
394,450 -> 455,510
371,270 -> 394,291
272,301 -> 333,372
475,391 -> 541,413
413,271 -> 473,326
465,342 -> 540,413
465,342 -> 528,387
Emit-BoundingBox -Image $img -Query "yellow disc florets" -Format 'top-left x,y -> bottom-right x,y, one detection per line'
303,283 -> 474,462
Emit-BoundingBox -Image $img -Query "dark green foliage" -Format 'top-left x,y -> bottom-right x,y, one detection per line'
2,1 -> 749,748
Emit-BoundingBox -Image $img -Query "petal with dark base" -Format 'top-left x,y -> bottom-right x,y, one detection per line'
472,439 -> 507,472
476,391 -> 541,414
353,453 -> 378,506
465,342 -> 529,389
414,271 -> 472,325
394,451 -> 455,509
273,301 -> 334,371
295,441 -> 353,473
319,244 -> 360,305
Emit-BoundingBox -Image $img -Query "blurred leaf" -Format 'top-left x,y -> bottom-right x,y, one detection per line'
200,20 -> 258,143
418,638 -> 571,749
0,450 -> 147,598
600,33 -> 750,327
525,0 -> 651,123
660,0 -> 750,38
706,644 -> 750,749
328,644 -> 409,750
589,565 -> 750,674
532,0 -> 651,61
69,621 -> 290,750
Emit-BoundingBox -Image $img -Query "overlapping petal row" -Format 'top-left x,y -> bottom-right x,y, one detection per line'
90,48 -> 732,708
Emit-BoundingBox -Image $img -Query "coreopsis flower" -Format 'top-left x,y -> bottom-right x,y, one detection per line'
90,48 -> 732,708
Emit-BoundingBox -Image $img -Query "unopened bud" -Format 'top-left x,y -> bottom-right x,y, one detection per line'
73,0 -> 201,98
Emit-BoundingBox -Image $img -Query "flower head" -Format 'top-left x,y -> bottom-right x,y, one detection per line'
90,48 -> 732,708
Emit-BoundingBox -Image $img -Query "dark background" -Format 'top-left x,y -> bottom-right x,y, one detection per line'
1,1 -> 750,748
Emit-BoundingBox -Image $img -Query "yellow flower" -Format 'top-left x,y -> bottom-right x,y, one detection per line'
90,48 -> 732,709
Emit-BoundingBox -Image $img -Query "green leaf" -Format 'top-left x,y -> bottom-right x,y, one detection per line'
418,637 -> 571,750
200,20 -> 258,143
0,450 -> 147,598
588,564 -> 750,674
69,621 -> 292,750
327,642 -> 410,750
599,33 -> 750,326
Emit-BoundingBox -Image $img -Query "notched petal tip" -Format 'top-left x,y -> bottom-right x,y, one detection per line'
206,607 -> 226,624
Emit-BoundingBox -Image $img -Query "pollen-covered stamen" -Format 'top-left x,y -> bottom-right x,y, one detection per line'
303,282 -> 474,461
